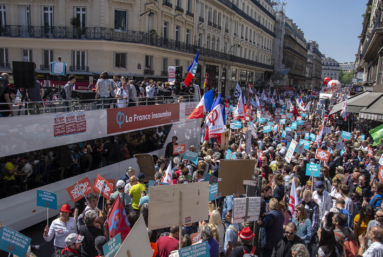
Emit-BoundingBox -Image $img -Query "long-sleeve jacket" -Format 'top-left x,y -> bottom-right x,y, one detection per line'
259,210 -> 284,249
43,217 -> 77,248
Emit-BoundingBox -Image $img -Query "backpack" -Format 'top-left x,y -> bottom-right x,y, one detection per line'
339,209 -> 352,228
242,246 -> 257,257
369,196 -> 383,211
334,229 -> 358,257
60,87 -> 66,99
79,154 -> 90,170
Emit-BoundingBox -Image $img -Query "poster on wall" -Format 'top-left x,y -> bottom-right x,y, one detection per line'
54,112 -> 87,137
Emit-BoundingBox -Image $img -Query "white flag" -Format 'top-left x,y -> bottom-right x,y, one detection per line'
233,90 -> 245,119
289,179 -> 298,219
161,162 -> 173,185
234,82 -> 242,98
206,104 -> 226,135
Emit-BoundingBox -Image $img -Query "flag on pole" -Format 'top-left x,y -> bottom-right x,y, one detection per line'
203,72 -> 208,88
289,179 -> 298,219
341,98 -> 348,121
108,195 -> 131,242
187,89 -> 214,120
370,124 -> 383,146
184,51 -> 199,87
161,162 -> 173,184
255,94 -> 261,110
233,90 -> 245,120
296,98 -> 305,111
212,93 -> 226,125
234,82 -> 242,98
206,104 -> 226,137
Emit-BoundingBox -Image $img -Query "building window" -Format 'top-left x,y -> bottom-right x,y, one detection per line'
0,5 -> 5,27
163,21 -> 169,39
72,50 -> 87,70
175,59 -> 180,66
177,0 -> 182,8
198,33 -> 202,46
43,50 -> 53,68
114,10 -> 127,31
0,48 -> 8,65
187,0 -> 192,12
218,13 -> 221,26
186,29 -> 190,45
42,6 -> 53,27
207,36 -> 210,49
211,38 -> 215,51
231,68 -> 237,80
115,53 -> 126,68
22,49 -> 32,62
162,58 -> 168,71
175,25 -> 180,42
145,55 -> 153,70
18,6 -> 30,27
75,7 -> 86,30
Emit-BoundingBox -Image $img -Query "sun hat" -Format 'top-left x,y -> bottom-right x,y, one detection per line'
238,227 -> 255,240
59,204 -> 72,213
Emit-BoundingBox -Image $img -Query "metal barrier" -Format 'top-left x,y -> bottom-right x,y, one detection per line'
0,94 -> 198,117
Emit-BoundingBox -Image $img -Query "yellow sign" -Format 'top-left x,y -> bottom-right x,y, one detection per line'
76,76 -> 84,79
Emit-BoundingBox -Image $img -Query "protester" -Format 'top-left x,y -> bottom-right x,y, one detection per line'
354,206 -> 375,237
316,227 -> 345,257
224,209 -> 242,257
358,226 -> 383,256
228,227 -> 256,257
293,204 -> 312,244
110,180 -> 132,213
272,222 -> 304,257
157,226 -> 179,257
94,236 -> 107,257
198,225 -> 219,257
61,233 -> 84,257
78,210 -> 104,257
209,210 -> 225,255
129,173 -> 146,212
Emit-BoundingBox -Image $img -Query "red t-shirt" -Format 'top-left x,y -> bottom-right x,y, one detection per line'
157,236 -> 179,257
175,170 -> 182,179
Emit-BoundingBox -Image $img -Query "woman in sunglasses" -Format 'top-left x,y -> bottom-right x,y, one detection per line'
293,204 -> 312,245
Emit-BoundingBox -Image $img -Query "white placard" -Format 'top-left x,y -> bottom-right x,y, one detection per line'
232,198 -> 247,224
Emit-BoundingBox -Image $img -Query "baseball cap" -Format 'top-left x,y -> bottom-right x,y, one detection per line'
282,140 -> 287,144
137,173 -> 146,180
116,180 -> 125,189
314,181 -> 324,191
65,233 -> 84,246
95,236 -> 107,255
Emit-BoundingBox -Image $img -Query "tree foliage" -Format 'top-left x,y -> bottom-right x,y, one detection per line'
339,68 -> 354,84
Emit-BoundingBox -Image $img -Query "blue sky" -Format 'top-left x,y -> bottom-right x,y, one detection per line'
285,0 -> 367,63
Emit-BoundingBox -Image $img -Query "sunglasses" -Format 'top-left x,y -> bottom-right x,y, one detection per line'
285,232 -> 294,235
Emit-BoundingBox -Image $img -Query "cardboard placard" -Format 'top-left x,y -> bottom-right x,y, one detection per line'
66,177 -> 93,203
148,182 -> 209,230
135,154 -> 156,181
115,216 -> 153,257
36,190 -> 58,210
103,233 -> 121,257
315,149 -> 330,162
173,144 -> 186,155
217,160 -> 256,196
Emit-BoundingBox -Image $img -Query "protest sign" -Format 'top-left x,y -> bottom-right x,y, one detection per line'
305,124 -> 312,129
310,133 -> 316,142
368,147 -> 374,157
299,139 -> 311,150
306,163 -> 320,177
285,127 -> 292,132
135,154 -> 156,181
297,116 -> 303,120
361,135 -> 365,141
205,173 -> 218,184
304,133 -> 309,140
267,122 -> 275,126
94,174 -> 114,200
273,125 -> 279,132
297,120 -> 304,125
147,181 -> 169,193
263,125 -> 271,133
379,154 -> 383,166
341,131 -> 351,140
115,216 -> 153,257
217,160 -> 256,196
300,113 -> 307,118
93,179 -> 115,192
315,149 -> 330,162
282,130 -> 286,138
103,233 -> 121,257
66,177 -> 93,203
148,182 -> 209,230
0,226 -> 31,257
285,139 -> 297,163
209,184 -> 221,201
232,197 -> 261,223
230,122 -> 241,129
173,144 -> 186,155
280,119 -> 286,124
291,122 -> 297,130
178,241 -> 210,257
298,144 -> 305,154
248,125 -> 257,138
183,150 -> 198,165
286,113 -> 292,118
379,166 -> 383,182
36,190 -> 57,210
226,149 -> 236,159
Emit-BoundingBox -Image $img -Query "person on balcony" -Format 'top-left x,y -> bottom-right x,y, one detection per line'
115,77 -> 129,108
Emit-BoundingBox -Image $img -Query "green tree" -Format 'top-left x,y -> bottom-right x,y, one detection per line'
339,68 -> 354,84
339,68 -> 345,82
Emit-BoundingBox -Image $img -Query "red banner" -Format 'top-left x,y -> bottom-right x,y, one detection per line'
315,149 -> 330,162
66,177 -> 93,203
94,175 -> 114,200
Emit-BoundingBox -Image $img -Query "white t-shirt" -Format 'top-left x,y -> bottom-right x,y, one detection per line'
116,87 -> 129,108
363,241 -> 383,257
330,187 -> 342,207
43,217 -> 76,248
313,190 -> 332,218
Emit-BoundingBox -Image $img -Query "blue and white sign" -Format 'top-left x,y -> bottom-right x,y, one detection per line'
267,122 -> 275,126
291,122 -> 297,130
282,130 -> 286,138
285,127 -> 292,132
209,184 -> 221,201
305,133 -> 309,140
103,233 -> 121,257
205,173 -> 218,184
36,190 -> 57,210
297,120 -> 305,126
273,125 -> 279,132
263,125 -> 272,133
148,181 -> 169,193
306,163 -> 320,177
341,131 -> 351,140
183,150 -> 198,165
286,113 -> 292,118
0,226 -> 31,257
226,149 -> 236,160
300,113 -> 307,118
310,133 -> 316,142
299,139 -> 311,150
50,62 -> 66,76
361,135 -> 365,141
248,121 -> 254,127
280,119 -> 286,124
179,241 -> 210,257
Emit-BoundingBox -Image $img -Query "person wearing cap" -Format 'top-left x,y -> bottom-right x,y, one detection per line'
79,210 -> 104,257
94,236 -> 107,257
43,204 -> 76,250
61,233 -> 84,257
272,222 -> 304,257
312,181 -> 332,218
119,167 -> 135,184
228,227 -> 256,257
110,180 -> 132,213
129,173 -> 146,212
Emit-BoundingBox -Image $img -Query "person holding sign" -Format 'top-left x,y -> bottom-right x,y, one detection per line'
43,204 -> 76,251
228,227 -> 256,257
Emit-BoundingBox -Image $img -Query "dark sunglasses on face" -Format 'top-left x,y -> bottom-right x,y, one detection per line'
285,231 -> 294,235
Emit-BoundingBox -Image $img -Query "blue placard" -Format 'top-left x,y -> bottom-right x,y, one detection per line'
285,127 -> 292,132
50,62 -> 66,76
267,122 -> 274,126
272,103 -> 276,107
286,142 -> 291,149
205,173 -> 218,184
273,125 -> 279,132
179,241 -> 210,257
299,139 -> 311,150
341,131 -> 351,140
230,123 -> 241,129
183,150 -> 199,165
280,119 -> 286,124
304,133 -> 309,140
103,233 -> 121,257
300,113 -> 307,118
282,130 -> 286,138
148,181 -> 169,193
248,121 -> 254,127
36,190 -> 58,210
226,149 -> 236,160
330,149 -> 334,154
286,113 -> 292,118
209,184 -> 221,201
291,122 -> 297,130
0,226 -> 31,257
297,120 -> 305,126
361,135 -> 365,141
310,133 -> 316,142
257,117 -> 264,123
306,163 -> 321,177
340,150 -> 345,156
263,125 -> 272,133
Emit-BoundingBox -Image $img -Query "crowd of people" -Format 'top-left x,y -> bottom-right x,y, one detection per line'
2,84 -> 383,257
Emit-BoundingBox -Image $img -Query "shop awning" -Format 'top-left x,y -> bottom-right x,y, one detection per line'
359,94 -> 383,121
329,92 -> 383,115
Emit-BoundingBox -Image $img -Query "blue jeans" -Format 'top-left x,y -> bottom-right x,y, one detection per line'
64,101 -> 70,112
98,98 -> 110,109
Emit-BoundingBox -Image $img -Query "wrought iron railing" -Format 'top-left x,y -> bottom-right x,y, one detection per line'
161,71 -> 168,76
283,46 -> 308,61
0,63 -> 10,68
199,17 -> 204,23
213,23 -> 217,28
175,6 -> 184,13
218,25 -> 221,30
225,28 -> 229,33
163,1 -> 172,8
208,21 -> 213,26
186,11 -> 194,17
144,70 -> 155,75
70,66 -> 89,72
0,25 -> 273,70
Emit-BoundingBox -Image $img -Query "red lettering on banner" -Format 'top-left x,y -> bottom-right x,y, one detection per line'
76,121 -> 86,133
66,122 -> 77,135
54,124 -> 66,137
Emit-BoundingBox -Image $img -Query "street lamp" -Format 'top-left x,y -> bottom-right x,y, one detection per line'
140,10 -> 155,17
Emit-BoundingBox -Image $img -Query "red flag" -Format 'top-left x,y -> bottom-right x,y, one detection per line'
293,106 -> 299,120
225,99 -> 229,108
108,195 -> 131,242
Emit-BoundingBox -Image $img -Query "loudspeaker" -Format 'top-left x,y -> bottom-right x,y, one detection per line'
71,90 -> 96,100
175,66 -> 183,80
12,61 -> 36,88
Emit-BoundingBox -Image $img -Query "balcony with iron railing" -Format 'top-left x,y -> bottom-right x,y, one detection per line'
175,6 -> 184,13
208,21 -> 212,26
0,25 -> 273,71
163,1 -> 172,8
199,17 -> 204,23
70,66 -> 89,72
218,25 -> 221,30
225,28 -> 229,33
213,23 -> 217,28
144,69 -> 155,75
186,11 -> 194,17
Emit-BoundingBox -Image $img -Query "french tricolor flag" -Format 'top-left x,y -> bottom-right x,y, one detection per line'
184,52 -> 199,87
187,89 -> 214,120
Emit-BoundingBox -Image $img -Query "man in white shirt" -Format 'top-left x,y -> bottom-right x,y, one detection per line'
312,181 -> 332,218
358,226 -> 383,257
